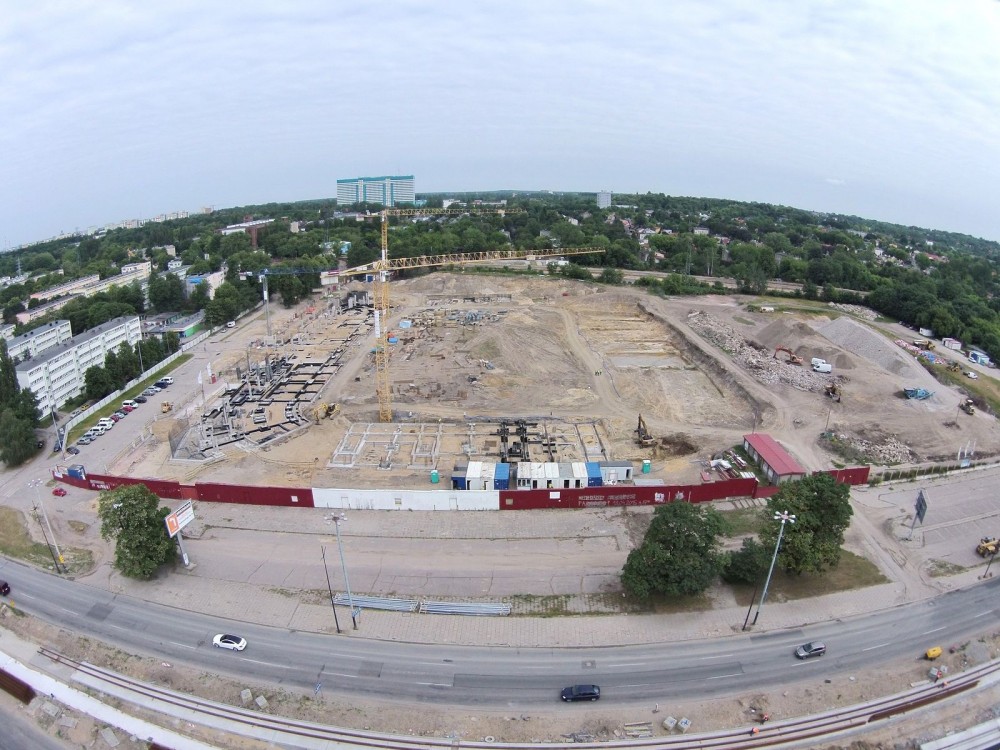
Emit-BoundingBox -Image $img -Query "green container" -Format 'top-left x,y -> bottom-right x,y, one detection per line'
430,469 -> 440,484
642,459 -> 651,474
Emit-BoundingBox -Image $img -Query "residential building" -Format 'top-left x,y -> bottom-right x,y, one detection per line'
336,175 -> 415,207
597,190 -> 612,209
16,316 -> 141,414
4,320 -> 73,362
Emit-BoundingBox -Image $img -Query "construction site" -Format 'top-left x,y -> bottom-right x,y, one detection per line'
120,270 -> 1000,490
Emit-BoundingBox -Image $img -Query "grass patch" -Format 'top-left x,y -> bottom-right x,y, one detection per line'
721,507 -> 764,536
729,550 -> 887,605
926,559 -> 966,578
0,506 -> 95,574
650,591 -> 714,614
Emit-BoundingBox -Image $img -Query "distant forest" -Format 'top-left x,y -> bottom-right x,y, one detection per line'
4,191 -> 1000,360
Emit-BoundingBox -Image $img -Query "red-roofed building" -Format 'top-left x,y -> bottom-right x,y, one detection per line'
743,433 -> 807,485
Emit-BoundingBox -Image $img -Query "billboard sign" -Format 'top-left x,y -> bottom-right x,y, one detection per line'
165,500 -> 195,538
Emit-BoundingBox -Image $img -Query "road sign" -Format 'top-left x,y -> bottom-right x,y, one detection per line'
915,490 -> 928,524
165,500 -> 195,538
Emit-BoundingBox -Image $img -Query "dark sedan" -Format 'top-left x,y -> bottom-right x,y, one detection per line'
560,684 -> 600,702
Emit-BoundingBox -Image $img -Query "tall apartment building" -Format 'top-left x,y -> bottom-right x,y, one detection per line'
16,316 -> 141,414
597,190 -> 613,209
337,175 -> 415,207
3,320 -> 73,362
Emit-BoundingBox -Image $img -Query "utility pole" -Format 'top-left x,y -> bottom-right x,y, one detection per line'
29,479 -> 65,574
333,513 -> 358,629
321,546 -> 342,633
752,510 -> 795,626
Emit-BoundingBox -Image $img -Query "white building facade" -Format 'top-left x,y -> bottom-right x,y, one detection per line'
4,320 -> 73,361
16,316 -> 141,414
597,190 -> 613,209
337,175 -> 415,207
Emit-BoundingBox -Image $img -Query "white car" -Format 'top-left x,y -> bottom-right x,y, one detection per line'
212,633 -> 247,651
966,371 -> 979,379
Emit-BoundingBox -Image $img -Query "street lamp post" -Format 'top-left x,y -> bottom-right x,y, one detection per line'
752,510 -> 795,626
333,513 -> 358,629
29,479 -> 65,574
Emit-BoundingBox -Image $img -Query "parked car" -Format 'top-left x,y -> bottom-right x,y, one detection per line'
52,487 -> 67,497
113,411 -> 127,420
67,446 -> 81,454
109,414 -> 121,422
213,634 -> 247,651
560,684 -> 600,702
966,371 -> 979,379
135,396 -> 147,404
160,377 -> 174,385
0,580 -> 10,596
121,405 -> 135,413
143,386 -> 161,395
795,641 -> 827,659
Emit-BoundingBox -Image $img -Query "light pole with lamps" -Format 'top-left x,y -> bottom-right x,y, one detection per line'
29,479 -> 65,574
752,510 -> 795,626
333,512 -> 358,629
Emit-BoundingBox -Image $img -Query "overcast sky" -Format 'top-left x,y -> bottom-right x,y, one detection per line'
2,1 -> 999,249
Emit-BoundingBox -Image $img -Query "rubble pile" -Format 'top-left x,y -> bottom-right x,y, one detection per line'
828,302 -> 879,321
819,316 -> 920,376
830,432 -> 916,464
686,311 -> 821,391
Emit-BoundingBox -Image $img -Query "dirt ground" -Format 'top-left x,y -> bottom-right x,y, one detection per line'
119,273 -> 1000,488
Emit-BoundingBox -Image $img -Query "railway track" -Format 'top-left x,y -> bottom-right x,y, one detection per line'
38,647 -> 1000,749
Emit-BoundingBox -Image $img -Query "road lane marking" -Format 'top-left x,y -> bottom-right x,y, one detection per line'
608,663 -> 645,668
974,611 -> 991,618
241,658 -> 288,668
862,642 -> 890,652
698,654 -> 733,660
923,626 -> 946,634
167,641 -> 196,650
707,672 -> 744,680
416,682 -> 450,687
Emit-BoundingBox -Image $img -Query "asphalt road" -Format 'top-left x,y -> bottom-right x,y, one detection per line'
4,558 -> 998,708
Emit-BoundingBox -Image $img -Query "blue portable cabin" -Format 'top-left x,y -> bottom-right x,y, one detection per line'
451,463 -> 469,490
493,462 -> 510,490
586,462 -> 603,487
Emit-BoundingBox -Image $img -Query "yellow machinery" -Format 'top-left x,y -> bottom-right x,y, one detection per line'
925,646 -> 943,660
161,402 -> 173,413
635,414 -> 655,447
976,537 -> 999,556
960,398 -> 975,415
773,346 -> 803,365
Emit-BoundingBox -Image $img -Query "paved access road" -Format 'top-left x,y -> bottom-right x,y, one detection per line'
5,558 -> 998,707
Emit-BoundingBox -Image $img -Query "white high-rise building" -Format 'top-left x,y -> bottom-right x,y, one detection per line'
597,190 -> 613,209
337,175 -> 415,207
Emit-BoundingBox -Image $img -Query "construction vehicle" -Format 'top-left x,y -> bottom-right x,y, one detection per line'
960,398 -> 975,415
976,537 -> 999,557
311,402 -> 341,423
635,414 -> 655,447
946,361 -> 962,373
773,346 -> 803,365
824,383 -> 841,402
913,338 -> 936,350
161,402 -> 173,413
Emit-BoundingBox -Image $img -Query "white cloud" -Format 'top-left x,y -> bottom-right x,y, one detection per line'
1,0 -> 999,246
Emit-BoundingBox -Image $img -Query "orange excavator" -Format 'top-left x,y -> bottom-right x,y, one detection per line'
773,346 -> 803,365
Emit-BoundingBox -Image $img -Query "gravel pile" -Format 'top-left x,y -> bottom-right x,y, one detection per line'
686,310 -> 822,391
818,316 -> 916,376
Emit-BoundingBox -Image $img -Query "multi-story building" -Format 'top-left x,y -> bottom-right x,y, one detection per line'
336,175 -> 415,207
4,320 -> 73,362
16,316 -> 141,414
597,191 -> 613,209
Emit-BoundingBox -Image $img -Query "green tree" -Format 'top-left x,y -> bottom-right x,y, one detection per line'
0,408 -> 37,466
621,501 -> 728,599
85,366 -> 115,401
722,537 -> 771,585
761,474 -> 853,575
97,484 -> 176,579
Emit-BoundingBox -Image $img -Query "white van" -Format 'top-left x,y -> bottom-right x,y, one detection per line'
97,418 -> 114,429
811,358 -> 827,368
226,321 -> 236,329
160,377 -> 174,385
813,362 -> 833,373
122,400 -> 138,409
90,425 -> 107,436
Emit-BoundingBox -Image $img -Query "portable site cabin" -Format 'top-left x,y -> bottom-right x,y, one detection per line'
599,460 -> 634,485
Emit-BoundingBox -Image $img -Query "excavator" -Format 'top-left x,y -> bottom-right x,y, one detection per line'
635,414 -> 655,447
824,383 -> 842,402
773,346 -> 803,365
